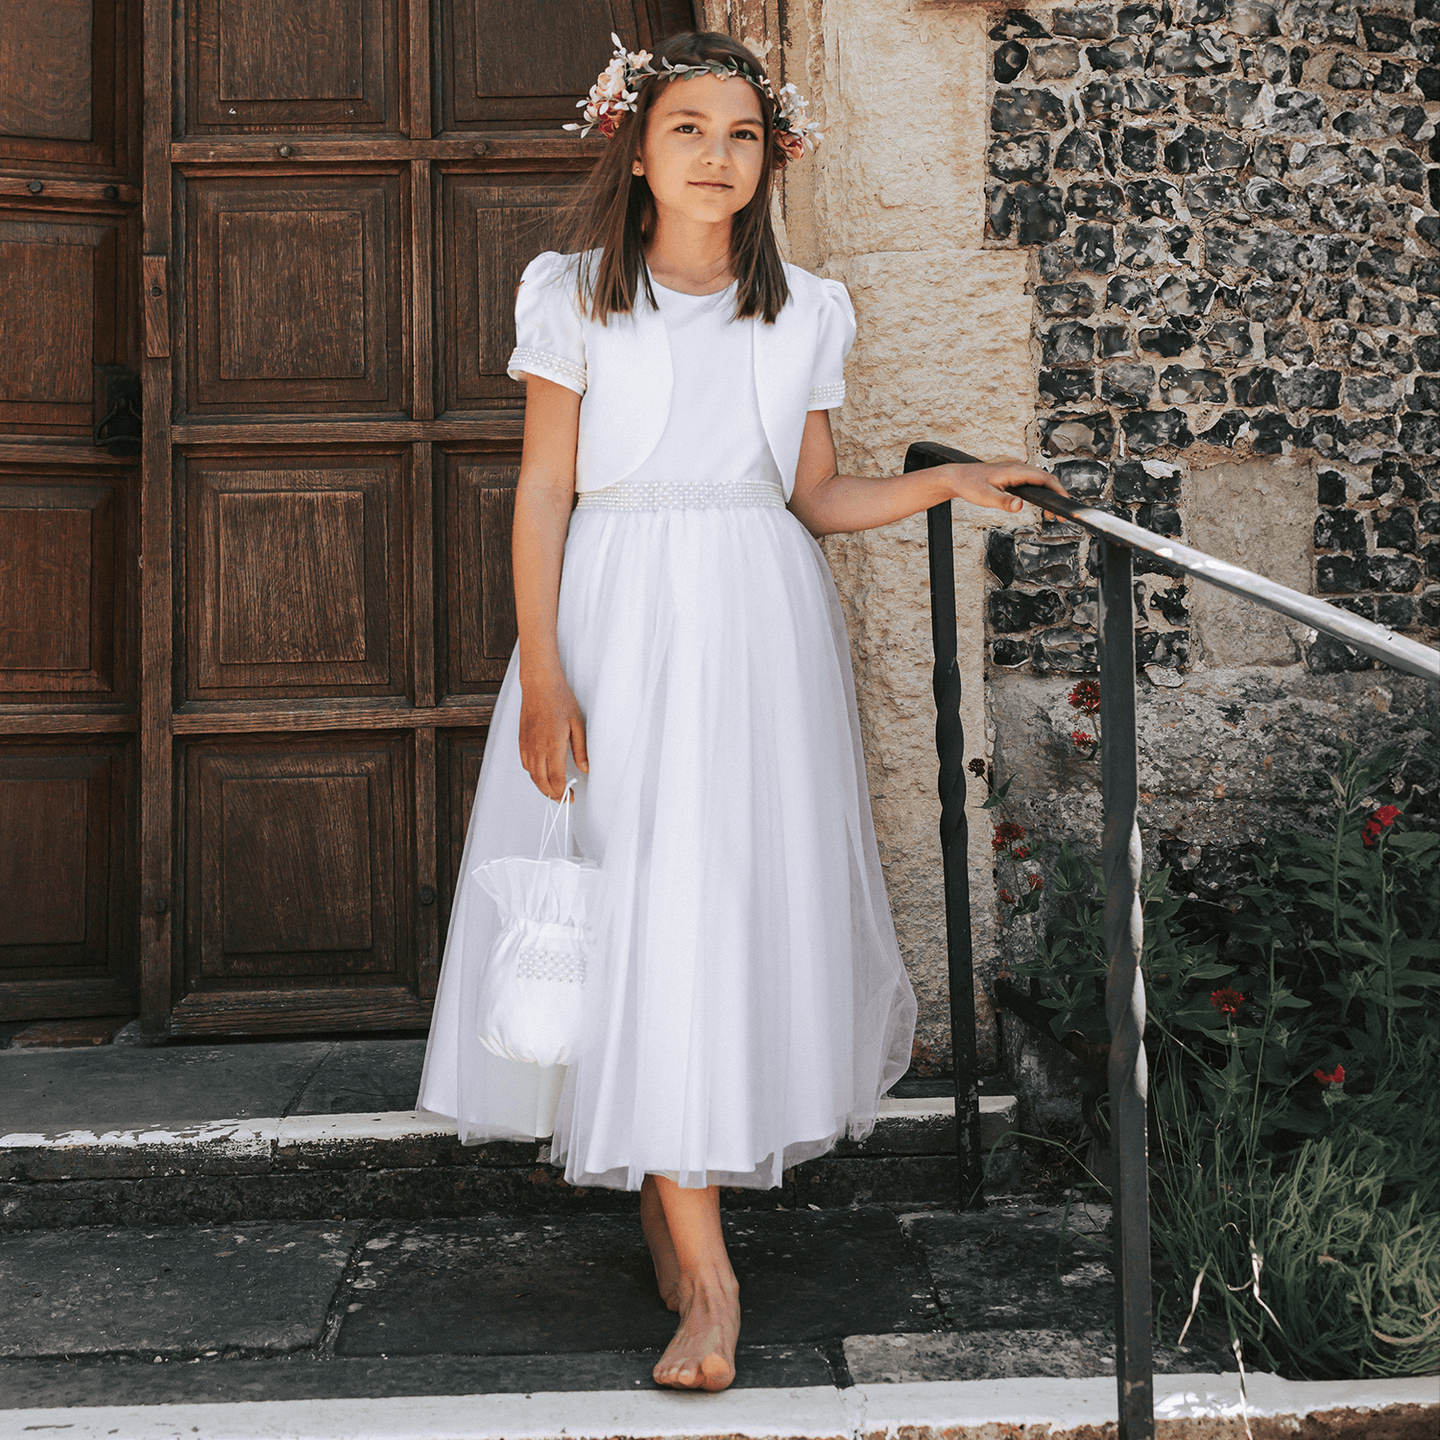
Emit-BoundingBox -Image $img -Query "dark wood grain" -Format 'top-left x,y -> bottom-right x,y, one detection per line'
439,172 -> 582,414
0,212 -> 129,437
180,451 -> 408,700
407,0 -> 431,139
0,743 -> 132,998
187,0 -> 398,133
414,725 -> 438,998
438,726 -> 488,942
182,734 -> 408,988
412,442 -> 436,706
440,0 -> 652,133
0,0 -> 135,175
172,136 -> 603,162
184,171 -> 406,415
173,416 -> 526,445
138,0 -> 174,1034
410,160 -> 435,421
171,699 -> 494,732
167,985 -> 429,1034
0,473 -> 132,705
142,252 -> 169,357
440,455 -> 519,694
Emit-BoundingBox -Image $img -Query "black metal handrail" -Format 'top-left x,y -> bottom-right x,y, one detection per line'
905,438 -> 1440,1440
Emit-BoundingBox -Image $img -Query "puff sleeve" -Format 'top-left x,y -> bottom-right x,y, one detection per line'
806,277 -> 856,411
506,251 -> 587,396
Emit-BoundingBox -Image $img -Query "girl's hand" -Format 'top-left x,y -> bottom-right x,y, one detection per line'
518,668 -> 589,802
948,460 -> 1070,520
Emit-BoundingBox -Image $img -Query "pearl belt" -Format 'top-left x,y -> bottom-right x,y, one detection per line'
574,478 -> 786,511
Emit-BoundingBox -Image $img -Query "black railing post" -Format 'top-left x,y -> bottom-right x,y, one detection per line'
926,499 -> 984,1210
1097,535 -> 1154,1440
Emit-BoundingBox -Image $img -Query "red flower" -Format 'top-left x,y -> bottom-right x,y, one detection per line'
1314,1064 -> 1345,1086
1028,873 -> 1043,890
1068,680 -> 1101,714
1210,986 -> 1244,1016
1014,845 -> 1030,859
1374,805 -> 1401,827
968,758 -> 988,778
598,111 -> 623,138
1071,729 -> 1096,750
992,821 -> 1027,851
775,129 -> 806,164
998,888 -> 1015,905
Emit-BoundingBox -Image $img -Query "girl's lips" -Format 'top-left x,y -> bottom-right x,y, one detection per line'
690,181 -> 731,189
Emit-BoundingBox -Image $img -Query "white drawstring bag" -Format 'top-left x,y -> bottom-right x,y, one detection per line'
470,779 -> 605,1067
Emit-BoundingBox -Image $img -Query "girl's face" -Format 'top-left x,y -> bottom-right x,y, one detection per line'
633,72 -> 767,231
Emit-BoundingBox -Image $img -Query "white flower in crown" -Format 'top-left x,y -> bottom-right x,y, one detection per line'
564,33 -> 657,138
564,32 -> 821,164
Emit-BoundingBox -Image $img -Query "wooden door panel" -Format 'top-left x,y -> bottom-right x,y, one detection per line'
0,744 -> 132,995
186,0 -> 398,133
184,171 -> 406,414
180,451 -> 407,700
0,0 -> 134,174
438,452 -> 517,696
439,171 -> 582,413
0,210 -> 131,434
182,734 -> 409,988
438,726 -> 487,935
439,0 -> 659,131
0,471 -> 133,703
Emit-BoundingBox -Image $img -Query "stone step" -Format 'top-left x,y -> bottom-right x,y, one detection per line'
0,1095 -> 1020,1230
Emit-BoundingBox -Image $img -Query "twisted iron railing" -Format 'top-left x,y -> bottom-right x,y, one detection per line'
905,439 -> 1440,1440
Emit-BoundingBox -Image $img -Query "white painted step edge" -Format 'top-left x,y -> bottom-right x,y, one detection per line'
2,1374 -> 1435,1440
2,1095 -> 1008,1152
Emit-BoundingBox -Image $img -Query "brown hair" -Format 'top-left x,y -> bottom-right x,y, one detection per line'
559,31 -> 791,325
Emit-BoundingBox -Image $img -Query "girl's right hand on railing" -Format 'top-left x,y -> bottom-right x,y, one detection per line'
518,670 -> 589,801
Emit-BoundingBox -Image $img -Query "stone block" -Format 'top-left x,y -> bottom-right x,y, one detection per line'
0,1223 -> 359,1357
1054,128 -> 1102,171
989,132 -> 1050,183
1029,40 -> 1082,79
1121,407 -> 1196,453
1052,7 -> 1114,40
1035,282 -> 1098,318
1102,362 -> 1158,407
992,88 -> 1068,133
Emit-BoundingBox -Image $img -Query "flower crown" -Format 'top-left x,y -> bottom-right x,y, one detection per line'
563,33 -> 822,165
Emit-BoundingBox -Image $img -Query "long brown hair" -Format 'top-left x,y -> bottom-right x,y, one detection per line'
559,31 -> 791,325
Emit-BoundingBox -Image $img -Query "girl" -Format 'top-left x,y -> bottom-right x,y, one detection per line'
418,30 -> 1065,1394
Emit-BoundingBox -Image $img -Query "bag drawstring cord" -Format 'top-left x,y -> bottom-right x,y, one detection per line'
536,777 -> 578,860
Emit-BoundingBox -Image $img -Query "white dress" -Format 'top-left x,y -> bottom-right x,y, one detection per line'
417,252 -> 917,1191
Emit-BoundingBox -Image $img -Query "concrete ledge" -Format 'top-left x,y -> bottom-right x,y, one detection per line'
0,1099 -> 1021,1227
2,1374 -> 1434,1440
1,1097 -> 1015,1182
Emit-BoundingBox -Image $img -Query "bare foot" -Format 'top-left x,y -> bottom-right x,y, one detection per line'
640,1176 -> 681,1312
652,1269 -> 740,1392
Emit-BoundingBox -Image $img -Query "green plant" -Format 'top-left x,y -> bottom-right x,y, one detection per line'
1011,744 -> 1440,1380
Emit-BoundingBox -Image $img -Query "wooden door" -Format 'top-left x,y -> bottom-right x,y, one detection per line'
0,0 -> 142,1020
134,0 -> 696,1035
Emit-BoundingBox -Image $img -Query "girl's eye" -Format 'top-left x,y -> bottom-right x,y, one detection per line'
732,128 -> 759,140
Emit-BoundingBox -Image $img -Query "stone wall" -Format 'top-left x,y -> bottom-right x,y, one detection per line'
717,0 -> 1037,1073
714,0 -> 1438,1094
982,0 -> 1439,674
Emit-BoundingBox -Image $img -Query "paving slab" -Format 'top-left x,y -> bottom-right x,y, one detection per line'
289,1040 -> 427,1116
0,1344 -> 834,1407
900,1200 -> 1113,1331
335,1209 -> 940,1357
0,1042 -> 337,1135
0,1222 -> 359,1359
843,1329 -> 1233,1383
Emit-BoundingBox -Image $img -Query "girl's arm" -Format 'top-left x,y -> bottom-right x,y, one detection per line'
786,410 -> 1069,537
512,375 -> 589,801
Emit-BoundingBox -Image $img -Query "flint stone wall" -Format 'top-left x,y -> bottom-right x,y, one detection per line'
728,0 -> 1438,1097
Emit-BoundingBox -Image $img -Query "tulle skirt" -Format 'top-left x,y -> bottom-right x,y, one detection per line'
416,481 -> 917,1190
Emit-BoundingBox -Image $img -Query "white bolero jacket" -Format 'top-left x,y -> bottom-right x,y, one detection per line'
506,249 -> 856,503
